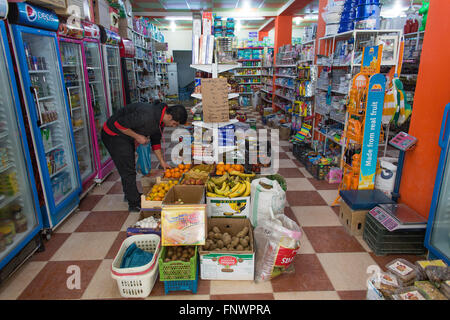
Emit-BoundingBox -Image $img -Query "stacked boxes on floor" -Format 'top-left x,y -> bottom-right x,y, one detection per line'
338,189 -> 395,236
159,185 -> 207,294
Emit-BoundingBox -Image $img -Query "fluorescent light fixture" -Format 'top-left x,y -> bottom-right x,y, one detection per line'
165,16 -> 192,21
170,21 -> 176,32
236,21 -> 242,31
381,1 -> 408,18
305,14 -> 318,20
294,17 -> 303,25
243,1 -> 251,10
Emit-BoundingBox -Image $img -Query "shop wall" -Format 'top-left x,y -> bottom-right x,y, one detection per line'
162,30 -> 193,56
172,50 -> 196,89
400,0 -> 450,219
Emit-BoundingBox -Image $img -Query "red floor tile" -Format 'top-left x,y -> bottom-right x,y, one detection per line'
271,254 -> 335,292
332,206 -> 340,216
107,181 -> 124,194
302,226 -> 366,253
105,232 -> 128,260
75,211 -> 129,232
286,191 -> 328,206
307,178 -> 340,190
277,168 -> 304,178
279,152 -> 290,160
105,171 -> 120,182
284,206 -> 300,224
31,233 -> 71,262
18,260 -> 102,300
211,293 -> 274,300
78,194 -> 105,211
337,290 -> 367,300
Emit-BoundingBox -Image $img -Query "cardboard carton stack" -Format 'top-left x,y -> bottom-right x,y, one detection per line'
192,12 -> 214,65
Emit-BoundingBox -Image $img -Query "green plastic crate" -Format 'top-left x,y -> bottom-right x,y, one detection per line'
158,246 -> 198,281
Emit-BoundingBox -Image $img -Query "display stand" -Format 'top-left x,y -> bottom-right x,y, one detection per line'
190,62 -> 240,163
314,29 -> 403,168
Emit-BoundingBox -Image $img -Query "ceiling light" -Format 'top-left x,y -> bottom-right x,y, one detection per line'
170,21 -> 176,32
243,1 -> 251,10
232,17 -> 264,21
381,1 -> 408,18
236,21 -> 242,31
294,17 -> 303,25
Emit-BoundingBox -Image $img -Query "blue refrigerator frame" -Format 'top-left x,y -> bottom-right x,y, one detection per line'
0,21 -> 43,270
9,23 -> 82,230
424,102 -> 450,265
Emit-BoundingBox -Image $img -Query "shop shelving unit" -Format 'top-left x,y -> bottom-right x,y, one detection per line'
190,62 -> 240,163
313,29 -> 404,167
235,47 -> 264,107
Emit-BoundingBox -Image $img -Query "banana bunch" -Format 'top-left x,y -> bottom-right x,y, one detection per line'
206,171 -> 255,199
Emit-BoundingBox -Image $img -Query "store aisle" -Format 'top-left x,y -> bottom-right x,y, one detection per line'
0,109 -> 426,300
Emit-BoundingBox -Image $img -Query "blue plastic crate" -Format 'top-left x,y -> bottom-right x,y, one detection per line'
163,261 -> 199,295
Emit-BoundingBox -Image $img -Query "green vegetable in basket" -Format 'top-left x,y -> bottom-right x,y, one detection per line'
266,174 -> 287,192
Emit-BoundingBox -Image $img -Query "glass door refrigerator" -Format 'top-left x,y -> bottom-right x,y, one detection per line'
0,17 -> 43,283
7,2 -> 81,232
82,21 -> 114,183
425,102 -> 450,265
119,38 -> 138,105
99,26 -> 124,115
58,22 -> 98,198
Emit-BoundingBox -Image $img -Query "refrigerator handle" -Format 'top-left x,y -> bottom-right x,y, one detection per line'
30,87 -> 44,125
67,87 -> 73,119
439,103 -> 450,149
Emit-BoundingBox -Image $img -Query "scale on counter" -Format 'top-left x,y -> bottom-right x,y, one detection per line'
368,203 -> 427,232
389,132 -> 418,152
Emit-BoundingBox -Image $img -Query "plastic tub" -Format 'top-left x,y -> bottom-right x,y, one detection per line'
340,9 -> 356,21
111,234 -> 161,298
343,0 -> 358,9
358,0 -> 379,5
339,20 -> 355,33
356,4 -> 380,20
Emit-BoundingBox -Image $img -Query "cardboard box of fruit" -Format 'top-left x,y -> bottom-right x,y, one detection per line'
126,209 -> 161,237
162,163 -> 191,181
141,177 -> 179,209
179,164 -> 214,185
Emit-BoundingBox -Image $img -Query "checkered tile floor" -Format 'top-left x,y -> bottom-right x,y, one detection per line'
0,107 -> 424,300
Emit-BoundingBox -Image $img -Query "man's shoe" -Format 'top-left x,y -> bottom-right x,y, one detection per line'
128,205 -> 141,213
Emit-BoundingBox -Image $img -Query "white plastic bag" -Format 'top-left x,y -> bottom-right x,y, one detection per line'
375,157 -> 398,199
254,212 -> 302,282
250,178 -> 286,227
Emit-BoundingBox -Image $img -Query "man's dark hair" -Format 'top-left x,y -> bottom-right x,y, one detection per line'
167,104 -> 188,125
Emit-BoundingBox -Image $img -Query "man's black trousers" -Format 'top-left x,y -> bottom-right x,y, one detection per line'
101,129 -> 140,207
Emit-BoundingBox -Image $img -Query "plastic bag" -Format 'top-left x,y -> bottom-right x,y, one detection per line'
136,143 -> 152,176
250,178 -> 286,227
254,210 -> 302,282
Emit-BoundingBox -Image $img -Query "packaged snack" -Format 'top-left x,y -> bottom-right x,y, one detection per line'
414,281 -> 448,300
439,280 -> 450,299
392,286 -> 427,300
415,259 -> 447,280
368,272 -> 400,299
386,258 -> 419,286
424,265 -> 450,284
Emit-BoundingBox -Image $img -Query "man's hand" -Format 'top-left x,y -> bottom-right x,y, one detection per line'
160,161 -> 171,171
135,134 -> 150,145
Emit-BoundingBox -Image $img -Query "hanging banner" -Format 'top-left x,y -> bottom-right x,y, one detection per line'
359,73 -> 386,190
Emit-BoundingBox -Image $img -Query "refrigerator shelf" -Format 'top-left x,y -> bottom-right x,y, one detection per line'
49,164 -> 68,178
39,119 -> 59,128
72,126 -> 84,133
66,86 -> 80,90
38,95 -> 55,101
0,162 -> 14,173
62,64 -> 77,68
71,106 -> 82,112
45,143 -> 64,154
0,192 -> 22,209
29,70 -> 49,74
